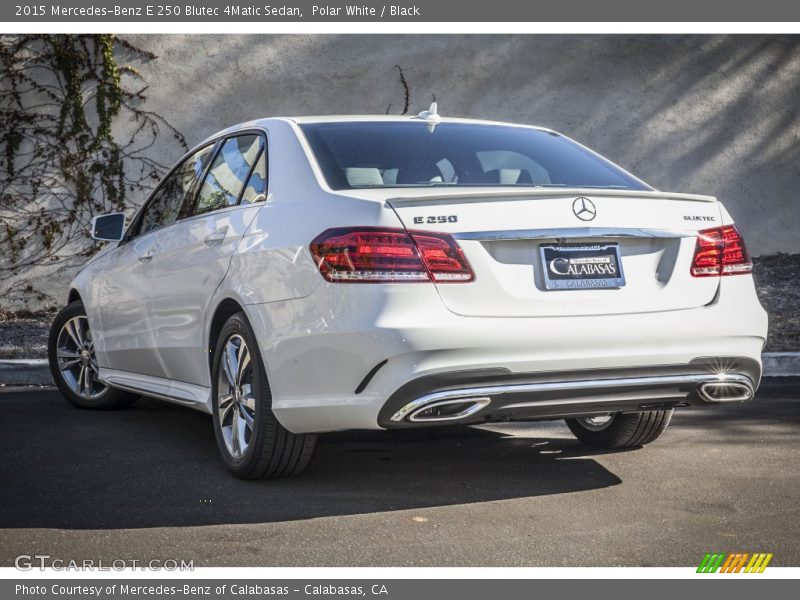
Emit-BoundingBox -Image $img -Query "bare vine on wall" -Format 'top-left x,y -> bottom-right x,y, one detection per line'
0,34 -> 186,308
385,65 -> 438,116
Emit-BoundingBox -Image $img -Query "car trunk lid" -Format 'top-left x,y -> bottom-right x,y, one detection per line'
386,188 -> 722,317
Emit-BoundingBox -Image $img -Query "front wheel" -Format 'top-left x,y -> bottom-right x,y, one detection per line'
565,409 -> 673,449
211,313 -> 317,479
47,301 -> 137,409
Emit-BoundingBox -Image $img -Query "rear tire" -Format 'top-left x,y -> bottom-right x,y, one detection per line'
47,301 -> 138,410
566,409 -> 673,449
211,312 -> 317,479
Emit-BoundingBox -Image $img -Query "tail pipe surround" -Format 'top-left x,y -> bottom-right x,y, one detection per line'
404,397 -> 491,423
697,379 -> 755,402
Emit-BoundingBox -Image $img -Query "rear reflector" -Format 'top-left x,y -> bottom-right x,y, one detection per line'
690,225 -> 752,277
310,227 -> 474,283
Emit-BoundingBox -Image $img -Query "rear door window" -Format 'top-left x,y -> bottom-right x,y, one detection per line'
240,149 -> 267,204
194,135 -> 263,215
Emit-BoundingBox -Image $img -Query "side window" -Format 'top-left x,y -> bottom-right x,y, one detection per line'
137,145 -> 213,236
194,135 -> 263,215
240,149 -> 267,204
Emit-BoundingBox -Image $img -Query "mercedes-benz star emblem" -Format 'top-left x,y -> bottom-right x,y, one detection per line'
572,197 -> 596,221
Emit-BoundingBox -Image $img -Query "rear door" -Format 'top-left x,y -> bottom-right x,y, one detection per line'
388,189 -> 722,317
153,133 -> 266,386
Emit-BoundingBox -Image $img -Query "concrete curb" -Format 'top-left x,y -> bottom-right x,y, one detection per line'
0,359 -> 51,385
1,354 -> 799,386
762,353 -> 800,378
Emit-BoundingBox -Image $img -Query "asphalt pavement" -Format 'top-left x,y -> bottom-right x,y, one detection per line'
0,381 -> 798,567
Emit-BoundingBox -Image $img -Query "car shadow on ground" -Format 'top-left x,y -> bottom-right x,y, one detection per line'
0,391 -> 623,530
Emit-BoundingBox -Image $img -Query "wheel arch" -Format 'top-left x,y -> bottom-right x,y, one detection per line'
207,297 -> 249,375
67,288 -> 83,305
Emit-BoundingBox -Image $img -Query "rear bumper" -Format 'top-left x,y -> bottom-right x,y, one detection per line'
244,276 -> 768,433
378,363 -> 758,428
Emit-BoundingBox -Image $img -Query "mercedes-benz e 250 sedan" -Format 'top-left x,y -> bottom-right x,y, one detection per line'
48,106 -> 768,478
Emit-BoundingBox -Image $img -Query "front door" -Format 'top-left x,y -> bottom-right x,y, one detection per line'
93,143 -> 215,378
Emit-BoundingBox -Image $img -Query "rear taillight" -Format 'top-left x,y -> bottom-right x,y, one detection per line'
690,225 -> 752,277
310,227 -> 474,283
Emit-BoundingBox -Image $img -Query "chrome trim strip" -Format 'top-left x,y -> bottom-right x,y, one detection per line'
386,188 -> 716,206
107,379 -> 198,407
453,227 -> 694,242
389,373 -> 754,422
98,368 -> 212,413
407,397 -> 491,423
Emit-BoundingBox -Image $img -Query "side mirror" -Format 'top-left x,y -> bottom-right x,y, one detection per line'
91,213 -> 126,242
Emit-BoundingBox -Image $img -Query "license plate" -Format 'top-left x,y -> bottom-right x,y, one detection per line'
540,243 -> 626,290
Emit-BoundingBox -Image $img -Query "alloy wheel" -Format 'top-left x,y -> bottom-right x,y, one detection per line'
577,414 -> 615,431
55,315 -> 106,399
217,334 -> 256,459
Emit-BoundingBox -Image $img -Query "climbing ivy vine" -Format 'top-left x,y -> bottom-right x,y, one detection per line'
0,34 -> 185,308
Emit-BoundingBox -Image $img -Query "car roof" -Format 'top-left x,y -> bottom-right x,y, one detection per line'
286,115 -> 553,131
198,115 -> 556,146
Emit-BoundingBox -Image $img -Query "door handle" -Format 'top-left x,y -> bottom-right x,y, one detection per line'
204,227 -> 228,246
137,248 -> 156,263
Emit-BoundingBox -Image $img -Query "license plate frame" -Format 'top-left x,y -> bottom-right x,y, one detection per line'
539,243 -> 626,290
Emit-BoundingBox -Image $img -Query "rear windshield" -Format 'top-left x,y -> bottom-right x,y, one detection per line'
300,122 -> 650,191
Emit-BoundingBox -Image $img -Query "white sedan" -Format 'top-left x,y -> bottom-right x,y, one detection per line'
48,107 -> 768,478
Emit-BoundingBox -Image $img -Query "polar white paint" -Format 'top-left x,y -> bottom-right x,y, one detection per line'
69,115 -> 768,433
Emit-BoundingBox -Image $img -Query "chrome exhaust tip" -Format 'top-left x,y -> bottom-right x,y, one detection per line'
698,380 -> 754,403
391,397 -> 491,423
408,397 -> 491,422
